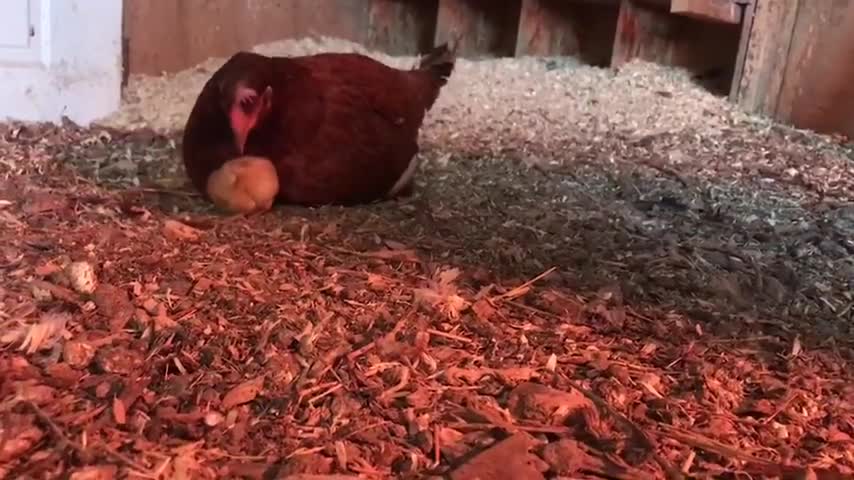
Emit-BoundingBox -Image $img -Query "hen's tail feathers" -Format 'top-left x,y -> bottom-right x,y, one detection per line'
415,35 -> 460,109
418,41 -> 457,84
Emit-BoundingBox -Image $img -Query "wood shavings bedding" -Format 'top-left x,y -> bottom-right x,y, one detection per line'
94,36 -> 766,158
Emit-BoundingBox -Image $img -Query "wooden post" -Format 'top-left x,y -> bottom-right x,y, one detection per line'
728,0 -> 756,101
732,0 -> 800,117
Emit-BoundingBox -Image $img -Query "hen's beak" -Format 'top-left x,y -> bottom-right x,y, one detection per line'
232,125 -> 249,155
230,105 -> 254,155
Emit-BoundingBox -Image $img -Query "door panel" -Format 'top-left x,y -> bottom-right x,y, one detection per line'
0,0 -> 40,64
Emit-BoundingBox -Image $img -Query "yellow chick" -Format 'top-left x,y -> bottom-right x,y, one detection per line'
206,156 -> 279,214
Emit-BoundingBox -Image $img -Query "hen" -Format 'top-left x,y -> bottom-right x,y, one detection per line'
182,43 -> 456,212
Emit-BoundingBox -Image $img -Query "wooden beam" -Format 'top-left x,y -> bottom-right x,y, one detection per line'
670,0 -> 742,25
733,0 -> 800,117
434,0 -> 522,57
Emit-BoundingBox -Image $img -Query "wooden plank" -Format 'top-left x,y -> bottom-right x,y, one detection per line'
611,0 -> 675,68
434,0 -> 522,57
366,0 -> 439,55
776,0 -> 850,128
124,0 -> 187,75
670,0 -> 741,25
515,0 -> 582,57
776,0 -> 854,123
734,0 -> 800,117
124,0 -> 371,76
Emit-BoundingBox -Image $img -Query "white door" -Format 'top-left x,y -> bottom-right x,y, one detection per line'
0,1 -> 40,63
0,0 -> 123,125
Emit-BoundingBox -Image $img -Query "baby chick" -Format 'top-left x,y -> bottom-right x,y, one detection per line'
206,156 -> 279,214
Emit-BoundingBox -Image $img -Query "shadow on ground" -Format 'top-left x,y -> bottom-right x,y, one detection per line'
56,124 -> 854,347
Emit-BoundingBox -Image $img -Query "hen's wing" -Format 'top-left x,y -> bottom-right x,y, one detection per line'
258,54 -> 425,205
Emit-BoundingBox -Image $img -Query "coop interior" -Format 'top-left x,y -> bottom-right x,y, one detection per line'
123,0 -> 746,95
3,0 -> 854,479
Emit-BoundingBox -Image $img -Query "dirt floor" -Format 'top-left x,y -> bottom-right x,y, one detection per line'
2,44 -> 854,479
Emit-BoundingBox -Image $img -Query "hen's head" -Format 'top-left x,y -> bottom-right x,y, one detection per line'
217,52 -> 275,154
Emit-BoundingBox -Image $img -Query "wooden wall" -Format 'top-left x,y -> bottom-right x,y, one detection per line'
123,0 -> 371,76
122,0 -> 741,75
122,0 -> 624,75
779,0 -> 854,137
612,0 -> 742,95
123,0 -> 854,138
732,0 -> 854,138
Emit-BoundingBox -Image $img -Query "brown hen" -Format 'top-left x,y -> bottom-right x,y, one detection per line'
182,42 -> 456,209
